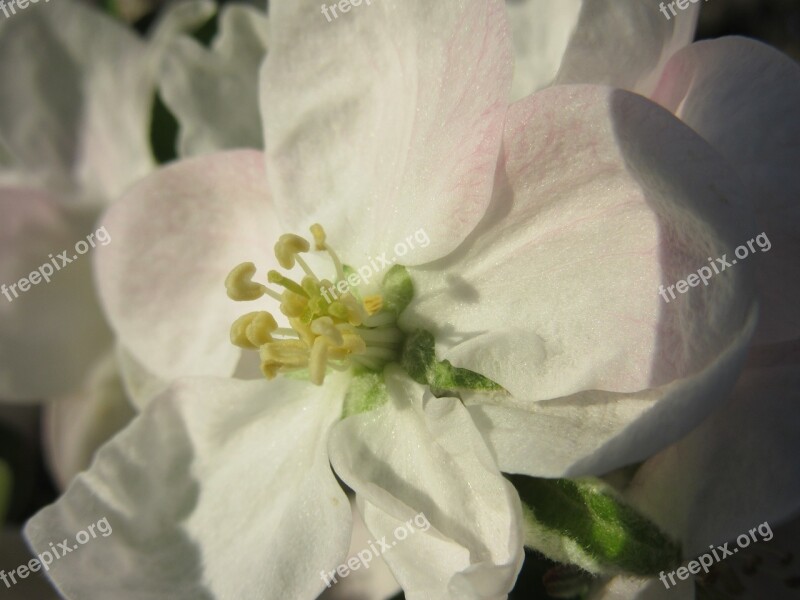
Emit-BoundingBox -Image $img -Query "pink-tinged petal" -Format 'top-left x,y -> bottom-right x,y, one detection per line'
0,188 -> 110,400
262,0 -> 513,265
626,362 -> 800,558
403,85 -> 759,475
651,37 -> 800,344
329,367 -> 523,600
25,374 -> 352,600
43,352 -> 136,490
95,150 -> 282,381
554,0 -> 699,96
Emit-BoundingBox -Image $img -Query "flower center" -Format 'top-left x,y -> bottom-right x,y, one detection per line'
225,224 -> 404,385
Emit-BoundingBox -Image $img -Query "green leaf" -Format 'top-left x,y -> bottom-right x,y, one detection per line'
342,368 -> 389,418
0,458 -> 11,525
381,265 -> 414,315
401,329 -> 504,395
510,475 -> 682,576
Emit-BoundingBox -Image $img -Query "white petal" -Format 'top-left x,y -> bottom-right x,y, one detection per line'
402,85 -> 760,475
403,85 -> 756,400
159,4 -> 269,157
43,352 -> 136,490
25,374 -> 352,600
114,344 -> 168,411
0,0 -> 214,202
95,150 -> 282,381
507,0 -> 582,100
0,0 -> 150,201
555,0 -> 699,96
262,0 -> 513,264
465,306 -> 755,477
626,363 -> 800,558
0,188 -> 110,400
319,496 -> 401,600
651,37 -> 800,344
328,367 -> 523,599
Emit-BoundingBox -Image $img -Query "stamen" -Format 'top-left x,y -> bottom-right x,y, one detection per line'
293,254 -> 316,279
225,223 -> 405,385
274,234 -> 310,269
363,294 -> 383,315
246,312 -> 278,346
225,262 -> 267,301
311,316 -> 344,346
309,337 -> 329,385
310,224 -> 344,281
280,290 -> 308,318
261,340 -> 309,368
230,312 -> 265,349
268,270 -> 309,298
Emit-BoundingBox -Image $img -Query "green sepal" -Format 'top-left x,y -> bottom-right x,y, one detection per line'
380,265 -> 414,315
510,474 -> 682,576
342,368 -> 389,418
401,329 -> 504,395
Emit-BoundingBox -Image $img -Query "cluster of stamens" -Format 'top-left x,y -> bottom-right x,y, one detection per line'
225,224 -> 403,385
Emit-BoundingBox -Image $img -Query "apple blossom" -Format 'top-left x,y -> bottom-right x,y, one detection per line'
21,0 -> 784,598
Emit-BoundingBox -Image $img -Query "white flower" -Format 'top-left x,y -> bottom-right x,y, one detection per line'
23,0 -> 792,598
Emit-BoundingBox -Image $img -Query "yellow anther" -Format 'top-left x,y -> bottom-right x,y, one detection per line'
246,312 -> 278,346
289,317 -> 315,346
341,333 -> 367,354
309,337 -> 329,385
311,316 -> 344,346
310,224 -> 327,250
274,234 -> 310,269
225,262 -> 267,301
280,290 -> 308,318
230,312 -> 262,349
230,311 -> 278,349
302,276 -> 321,298
260,340 -> 309,368
226,222 -> 404,386
339,294 -> 365,326
260,361 -> 280,380
327,301 -> 350,321
363,295 -> 383,315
